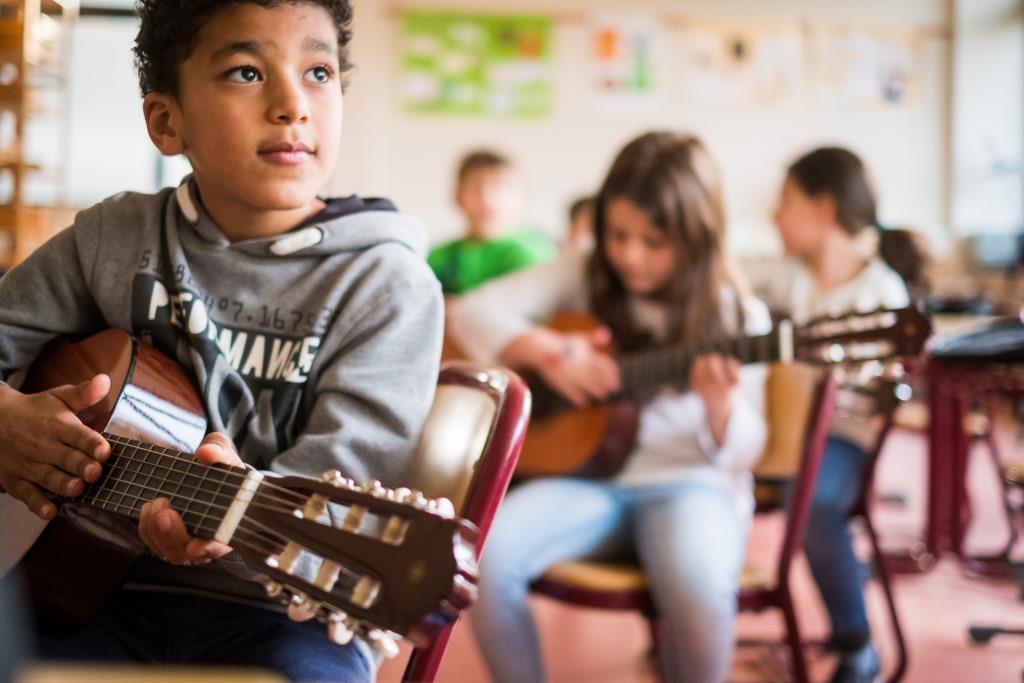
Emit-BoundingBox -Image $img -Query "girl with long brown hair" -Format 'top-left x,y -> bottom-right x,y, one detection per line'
448,131 -> 770,683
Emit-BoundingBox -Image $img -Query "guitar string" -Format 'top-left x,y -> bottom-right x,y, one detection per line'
85,475 -> 404,604
100,435 -> 315,508
99,435 -> 377,515
84,472 -> 376,599
95,447 -> 312,513
87,456 -> 369,573
88,456 -> 412,560
102,434 -> 309,504
90,455 -> 357,520
86,487 -> 371,591
623,334 -> 780,391
87,473 -> 369,576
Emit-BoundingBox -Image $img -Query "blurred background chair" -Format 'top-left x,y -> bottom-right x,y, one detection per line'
967,463 -> 1024,649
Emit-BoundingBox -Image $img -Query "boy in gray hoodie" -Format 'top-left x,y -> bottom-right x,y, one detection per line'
0,0 -> 442,680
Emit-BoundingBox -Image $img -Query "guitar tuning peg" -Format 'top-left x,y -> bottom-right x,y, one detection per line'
361,480 -> 386,497
299,595 -> 321,614
410,490 -> 429,509
392,486 -> 412,502
366,629 -> 401,658
263,580 -> 284,599
429,497 -> 455,519
327,612 -> 355,645
320,469 -> 345,485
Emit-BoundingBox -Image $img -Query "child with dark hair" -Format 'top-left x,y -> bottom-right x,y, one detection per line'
878,226 -> 933,299
754,146 -> 919,683
428,148 -> 555,295
566,194 -> 595,249
0,1 -> 443,680
448,131 -> 770,683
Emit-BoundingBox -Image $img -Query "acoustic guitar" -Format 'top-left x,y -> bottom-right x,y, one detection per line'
0,330 -> 478,653
517,306 -> 932,478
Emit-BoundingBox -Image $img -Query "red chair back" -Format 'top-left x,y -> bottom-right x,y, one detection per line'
402,362 -> 531,682
775,370 -> 839,589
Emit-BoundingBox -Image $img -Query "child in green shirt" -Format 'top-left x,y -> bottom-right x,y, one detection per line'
428,149 -> 555,295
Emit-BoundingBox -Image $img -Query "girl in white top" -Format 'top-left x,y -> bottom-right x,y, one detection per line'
752,146 -> 915,683
448,132 -> 770,683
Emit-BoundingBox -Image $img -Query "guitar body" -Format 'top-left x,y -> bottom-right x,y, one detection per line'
516,398 -> 639,479
516,313 -> 641,479
4,330 -> 207,633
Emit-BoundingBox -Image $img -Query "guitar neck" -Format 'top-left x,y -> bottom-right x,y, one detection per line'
81,433 -> 245,539
619,324 -> 792,395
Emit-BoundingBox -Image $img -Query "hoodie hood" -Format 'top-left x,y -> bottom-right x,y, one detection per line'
174,176 -> 429,258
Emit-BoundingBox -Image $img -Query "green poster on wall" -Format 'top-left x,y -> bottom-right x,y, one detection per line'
399,11 -> 553,117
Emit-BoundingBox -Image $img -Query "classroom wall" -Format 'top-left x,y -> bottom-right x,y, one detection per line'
58,0 -> 1013,257
329,0 -> 954,255
951,0 -> 1024,235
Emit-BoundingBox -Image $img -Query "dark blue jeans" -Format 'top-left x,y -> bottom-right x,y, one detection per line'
803,436 -> 872,652
33,589 -> 374,682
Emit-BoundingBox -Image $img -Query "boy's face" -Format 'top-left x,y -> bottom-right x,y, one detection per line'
455,167 -> 523,239
148,3 -> 342,227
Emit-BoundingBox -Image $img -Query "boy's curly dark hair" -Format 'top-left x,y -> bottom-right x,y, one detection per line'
133,0 -> 354,97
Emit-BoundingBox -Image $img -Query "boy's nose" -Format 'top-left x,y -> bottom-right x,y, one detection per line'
268,80 -> 310,124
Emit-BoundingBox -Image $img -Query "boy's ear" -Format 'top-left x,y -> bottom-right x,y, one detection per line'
143,92 -> 186,156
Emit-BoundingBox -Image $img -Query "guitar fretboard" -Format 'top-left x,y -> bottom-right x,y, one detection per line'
81,433 -> 243,539
619,331 -> 783,395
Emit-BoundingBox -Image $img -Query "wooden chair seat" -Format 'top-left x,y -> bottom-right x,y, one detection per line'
535,559 -> 776,607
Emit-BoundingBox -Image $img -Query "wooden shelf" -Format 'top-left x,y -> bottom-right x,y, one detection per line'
0,0 -> 74,268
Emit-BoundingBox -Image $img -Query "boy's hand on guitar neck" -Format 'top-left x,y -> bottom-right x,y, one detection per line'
504,326 -> 621,408
138,431 -> 242,567
690,354 -> 740,446
0,374 -> 112,520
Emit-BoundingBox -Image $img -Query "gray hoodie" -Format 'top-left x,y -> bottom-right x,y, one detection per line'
0,177 -> 444,603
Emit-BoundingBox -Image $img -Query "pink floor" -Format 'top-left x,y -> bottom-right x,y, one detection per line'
380,419 -> 1024,682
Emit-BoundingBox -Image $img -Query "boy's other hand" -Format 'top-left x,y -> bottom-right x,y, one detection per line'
0,375 -> 112,520
138,432 -> 243,566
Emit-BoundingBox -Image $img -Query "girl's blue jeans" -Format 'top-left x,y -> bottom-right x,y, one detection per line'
470,476 -> 750,683
802,436 -> 873,651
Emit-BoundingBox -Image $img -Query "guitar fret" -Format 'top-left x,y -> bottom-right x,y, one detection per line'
85,434 -> 241,538
134,443 -> 161,515
106,444 -> 134,514
622,331 -> 783,395
200,468 -> 230,536
162,446 -> 204,534
179,459 -> 200,532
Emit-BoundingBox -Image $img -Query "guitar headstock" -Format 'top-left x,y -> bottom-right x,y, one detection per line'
231,471 -> 479,654
792,306 -> 932,366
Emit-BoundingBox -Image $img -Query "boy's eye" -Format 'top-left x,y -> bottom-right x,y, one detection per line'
226,66 -> 261,83
304,66 -> 333,83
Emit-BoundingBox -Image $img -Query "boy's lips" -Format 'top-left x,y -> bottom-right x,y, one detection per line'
258,142 -> 316,164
